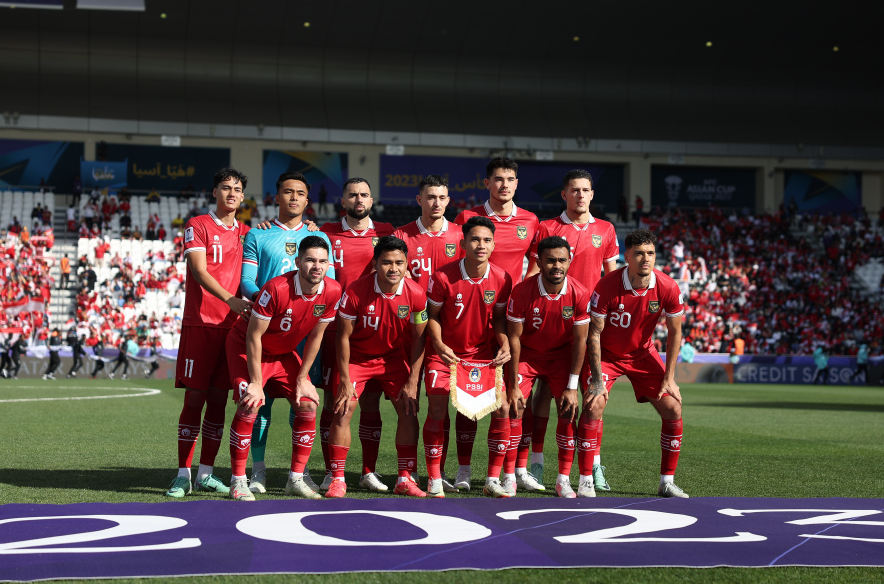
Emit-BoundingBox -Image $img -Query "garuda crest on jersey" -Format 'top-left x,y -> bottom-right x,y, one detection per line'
313,304 -> 326,317
445,243 -> 456,257
285,241 -> 297,256
591,234 -> 602,248
516,226 -> 528,240
372,237 -> 379,247
483,290 -> 496,304
649,301 -> 660,313
562,306 -> 573,319
397,305 -> 409,319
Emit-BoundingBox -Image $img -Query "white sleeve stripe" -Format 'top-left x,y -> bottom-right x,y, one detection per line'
319,317 -> 335,323
242,259 -> 258,265
589,310 -> 607,319
427,299 -> 443,306
251,312 -> 271,321
605,255 -> 619,262
665,309 -> 685,317
574,317 -> 590,325
506,316 -> 525,323
339,312 -> 357,320
183,247 -> 205,255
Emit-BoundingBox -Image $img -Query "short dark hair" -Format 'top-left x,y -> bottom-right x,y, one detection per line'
213,167 -> 248,189
373,235 -> 409,260
624,229 -> 657,249
343,177 -> 371,192
298,235 -> 330,256
537,236 -> 570,258
276,172 -> 310,192
486,157 -> 518,179
419,174 -> 448,191
462,216 -> 495,237
562,169 -> 593,188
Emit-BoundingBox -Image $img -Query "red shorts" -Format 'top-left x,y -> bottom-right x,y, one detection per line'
321,333 -> 385,395
225,335 -> 303,403
517,355 -> 572,399
175,325 -> 231,391
582,350 -> 667,403
339,355 -> 410,401
424,352 -> 498,397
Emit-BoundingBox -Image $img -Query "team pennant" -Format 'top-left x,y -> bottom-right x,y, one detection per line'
449,359 -> 503,421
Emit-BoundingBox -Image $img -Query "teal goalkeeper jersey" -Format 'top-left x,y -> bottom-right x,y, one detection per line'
240,218 -> 335,300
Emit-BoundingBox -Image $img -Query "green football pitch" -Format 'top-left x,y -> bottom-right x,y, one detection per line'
2,379 -> 883,583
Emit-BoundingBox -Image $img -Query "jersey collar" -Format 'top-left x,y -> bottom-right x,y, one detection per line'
560,211 -> 595,229
416,217 -> 450,235
341,216 -> 375,236
294,271 -> 326,296
208,210 -> 239,230
622,268 -> 657,295
272,218 -> 304,231
373,275 -> 405,296
459,258 -> 490,282
538,274 -> 568,299
484,200 -> 519,222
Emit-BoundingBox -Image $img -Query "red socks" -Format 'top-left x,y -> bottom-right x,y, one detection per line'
577,419 -> 600,476
594,418 -> 605,460
423,417 -> 445,480
555,418 -> 577,475
229,411 -> 257,477
397,443 -> 418,479
517,406 -> 532,469
198,389 -> 228,466
291,411 -> 316,474
176,390 -> 206,468
359,410 -> 383,475
328,443 -> 349,479
440,412 -> 451,470
532,412 -> 549,454
319,408 -> 333,473
504,418 -> 521,474
455,412 -> 477,466
486,417 -> 510,478
660,419 -> 683,475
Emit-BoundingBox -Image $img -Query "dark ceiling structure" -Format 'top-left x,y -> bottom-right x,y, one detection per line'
0,0 -> 881,147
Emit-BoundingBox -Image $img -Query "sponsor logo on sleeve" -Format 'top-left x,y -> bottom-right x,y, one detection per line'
678,293 -> 684,305
258,290 -> 271,307
427,276 -> 434,293
516,226 -> 528,240
445,243 -> 456,257
397,305 -> 409,319
649,301 -> 660,313
313,304 -> 326,317
483,290 -> 496,305
591,234 -> 602,248
340,292 -> 348,308
184,227 -> 194,243
590,291 -> 600,308
508,298 -> 514,311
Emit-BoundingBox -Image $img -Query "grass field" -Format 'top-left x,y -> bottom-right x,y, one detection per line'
2,379 -> 883,583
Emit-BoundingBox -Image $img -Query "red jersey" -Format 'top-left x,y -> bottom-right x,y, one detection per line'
182,211 -> 250,328
229,272 -> 341,356
426,259 -> 512,360
530,211 -> 619,292
338,274 -> 427,361
507,274 -> 590,360
393,218 -> 464,291
321,217 -> 395,291
589,268 -> 684,362
454,201 -> 539,285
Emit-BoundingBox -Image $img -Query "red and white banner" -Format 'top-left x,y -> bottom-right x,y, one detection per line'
449,359 -> 503,421
3,296 -> 45,317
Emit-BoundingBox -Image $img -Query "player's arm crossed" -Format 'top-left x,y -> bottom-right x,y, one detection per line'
660,314 -> 683,403
585,314 -> 610,413
427,302 -> 459,365
239,315 -> 271,412
399,307 -> 428,415
187,249 -> 253,317
334,316 -> 357,415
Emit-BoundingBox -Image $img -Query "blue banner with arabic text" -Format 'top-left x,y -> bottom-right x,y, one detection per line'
105,144 -> 231,192
80,159 -> 127,190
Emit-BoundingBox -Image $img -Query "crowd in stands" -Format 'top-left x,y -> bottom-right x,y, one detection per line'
0,223 -> 55,346
653,206 -> 884,357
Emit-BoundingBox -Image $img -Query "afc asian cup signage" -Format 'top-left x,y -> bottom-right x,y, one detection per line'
652,166 -> 757,209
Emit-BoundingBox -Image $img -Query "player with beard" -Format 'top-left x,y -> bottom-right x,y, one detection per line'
239,172 -> 334,495
225,237 -> 341,501
166,168 -> 252,498
326,236 -> 428,498
585,229 -> 688,498
424,216 -> 513,498
392,174 -> 464,493
507,237 -> 590,497
320,178 -> 395,492
523,169 -> 619,491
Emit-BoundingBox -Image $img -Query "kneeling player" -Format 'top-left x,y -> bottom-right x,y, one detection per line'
328,236 -> 428,498
226,236 -> 342,501
584,229 -> 688,498
507,236 -> 589,497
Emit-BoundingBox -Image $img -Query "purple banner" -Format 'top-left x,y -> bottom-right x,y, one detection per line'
1,498 -> 883,580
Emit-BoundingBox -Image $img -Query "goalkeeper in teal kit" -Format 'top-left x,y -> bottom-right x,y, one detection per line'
240,171 -> 334,494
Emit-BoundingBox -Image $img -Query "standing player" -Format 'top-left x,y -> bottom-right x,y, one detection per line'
226,237 -> 341,501
320,178 -> 395,492
507,236 -> 590,497
424,216 -> 513,497
393,174 -> 463,492
452,158 -> 537,489
239,172 -> 334,494
165,168 -> 252,498
584,229 -> 687,498
327,236 -> 428,498
524,169 -> 619,491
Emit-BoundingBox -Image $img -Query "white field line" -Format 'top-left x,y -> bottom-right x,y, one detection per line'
0,387 -> 161,403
